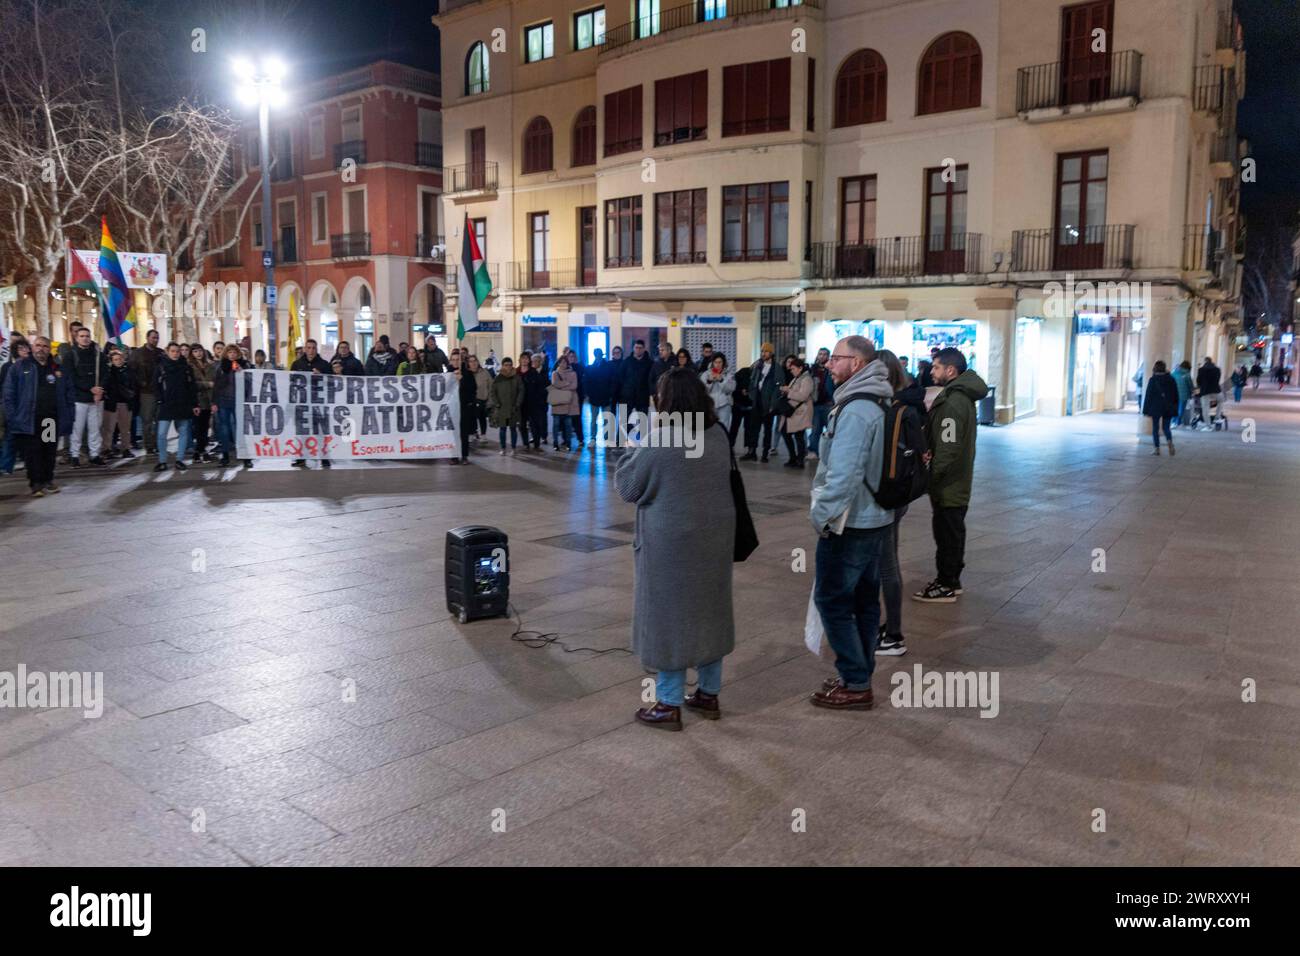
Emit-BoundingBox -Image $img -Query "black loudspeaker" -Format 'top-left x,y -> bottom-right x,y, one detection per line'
445,526 -> 510,623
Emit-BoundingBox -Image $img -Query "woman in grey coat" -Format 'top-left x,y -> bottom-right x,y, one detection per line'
616,367 -> 736,731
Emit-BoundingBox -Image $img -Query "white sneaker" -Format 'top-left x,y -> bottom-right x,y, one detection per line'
499,448 -> 507,456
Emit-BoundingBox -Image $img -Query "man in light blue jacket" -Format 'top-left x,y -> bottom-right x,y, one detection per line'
808,335 -> 894,711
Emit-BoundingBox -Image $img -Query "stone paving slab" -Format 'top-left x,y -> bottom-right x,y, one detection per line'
3,392 -> 1300,865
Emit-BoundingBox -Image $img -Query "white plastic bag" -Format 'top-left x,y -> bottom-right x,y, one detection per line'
804,587 -> 826,657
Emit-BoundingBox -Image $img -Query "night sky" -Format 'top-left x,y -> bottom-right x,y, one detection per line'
1235,0 -> 1300,224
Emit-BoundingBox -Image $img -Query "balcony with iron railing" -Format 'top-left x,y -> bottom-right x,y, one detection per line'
1011,225 -> 1135,272
445,260 -> 500,289
602,0 -> 821,55
443,161 -> 499,196
1194,64 -> 1227,114
333,140 -> 366,166
509,258 -> 596,290
1182,224 -> 1223,273
414,142 -> 442,168
414,234 -> 446,261
1210,132 -> 1240,175
809,235 -> 984,280
1016,50 -> 1142,114
330,232 -> 371,258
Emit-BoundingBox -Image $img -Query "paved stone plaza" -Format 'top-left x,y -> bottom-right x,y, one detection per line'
1,391 -> 1298,867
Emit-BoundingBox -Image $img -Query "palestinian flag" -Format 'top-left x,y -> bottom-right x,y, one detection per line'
456,213 -> 491,338
67,242 -> 108,329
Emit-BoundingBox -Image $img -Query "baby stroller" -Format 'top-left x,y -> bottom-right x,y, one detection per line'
1189,393 -> 1229,431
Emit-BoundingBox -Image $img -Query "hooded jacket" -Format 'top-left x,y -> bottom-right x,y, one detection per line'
488,368 -> 525,427
810,360 -> 894,532
926,368 -> 989,508
1171,366 -> 1194,403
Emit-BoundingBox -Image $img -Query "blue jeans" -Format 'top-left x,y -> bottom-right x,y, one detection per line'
656,658 -> 723,707
215,406 -> 237,457
1151,415 -> 1172,448
809,403 -> 831,455
157,418 -> 193,465
552,413 -> 574,448
814,526 -> 890,690
0,433 -> 14,474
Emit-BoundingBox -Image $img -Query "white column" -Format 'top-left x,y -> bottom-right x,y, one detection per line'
1139,292 -> 1184,435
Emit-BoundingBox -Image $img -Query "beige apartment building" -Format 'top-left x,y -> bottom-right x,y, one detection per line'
435,0 -> 1245,422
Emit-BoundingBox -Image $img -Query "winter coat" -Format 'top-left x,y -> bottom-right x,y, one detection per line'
422,346 -> 449,373
335,353 -> 365,376
1172,366 -> 1194,403
1,357 -> 75,437
365,349 -> 400,376
102,363 -> 136,412
748,359 -> 782,414
397,357 -> 427,376
700,368 -> 735,413
1142,371 -> 1181,419
189,360 -> 214,405
925,368 -> 989,509
810,361 -> 895,532
618,352 -> 653,408
66,343 -> 109,403
1196,363 -> 1221,395
811,363 -> 835,405
488,369 -> 525,427
549,367 -> 580,415
649,356 -> 674,395
732,366 -> 753,411
521,367 -> 550,413
455,368 -> 477,409
291,354 -> 331,374
584,359 -> 615,407
129,344 -> 163,394
780,369 -> 816,433
615,422 -> 735,671
212,358 -> 250,410
155,355 -> 198,422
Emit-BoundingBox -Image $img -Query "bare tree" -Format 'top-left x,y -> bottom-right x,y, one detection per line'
0,0 -> 158,335
1241,222 -> 1295,331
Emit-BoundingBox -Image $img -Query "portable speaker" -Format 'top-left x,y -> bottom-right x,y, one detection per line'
445,526 -> 510,623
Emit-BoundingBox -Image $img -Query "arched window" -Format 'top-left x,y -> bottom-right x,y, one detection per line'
834,50 -> 887,127
917,32 -> 981,115
521,116 -> 554,174
571,106 -> 596,167
465,42 -> 489,95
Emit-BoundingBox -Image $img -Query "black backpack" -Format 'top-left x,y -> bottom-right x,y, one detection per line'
839,394 -> 930,509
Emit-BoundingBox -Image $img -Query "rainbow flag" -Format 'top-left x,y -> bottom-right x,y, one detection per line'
97,217 -> 135,340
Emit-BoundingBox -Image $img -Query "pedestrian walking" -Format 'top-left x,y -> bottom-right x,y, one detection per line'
808,336 -> 894,710
1143,360 -> 1180,456
1249,360 -> 1262,390
1196,357 -> 1221,430
1172,360 -> 1195,427
617,367 -> 735,731
1231,365 -> 1246,403
914,347 -> 988,603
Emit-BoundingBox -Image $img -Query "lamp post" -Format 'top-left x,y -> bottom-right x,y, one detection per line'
234,56 -> 287,364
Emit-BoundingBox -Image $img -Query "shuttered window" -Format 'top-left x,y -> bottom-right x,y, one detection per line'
521,116 -> 553,174
654,71 -> 707,146
835,49 -> 887,127
604,85 -> 642,157
722,58 -> 791,137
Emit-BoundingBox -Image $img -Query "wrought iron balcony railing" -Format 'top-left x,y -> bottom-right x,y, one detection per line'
414,234 -> 446,260
810,235 -> 984,279
333,140 -> 366,166
443,161 -> 498,194
1016,50 -> 1142,112
1182,224 -> 1222,272
274,238 -> 298,264
509,258 -> 596,290
1011,224 -> 1135,272
414,142 -> 442,168
330,232 -> 371,258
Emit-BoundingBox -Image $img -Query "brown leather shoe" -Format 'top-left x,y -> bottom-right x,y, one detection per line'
811,685 -> 874,710
684,689 -> 721,719
635,701 -> 683,731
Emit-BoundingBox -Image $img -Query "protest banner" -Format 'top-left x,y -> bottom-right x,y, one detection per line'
236,369 -> 460,460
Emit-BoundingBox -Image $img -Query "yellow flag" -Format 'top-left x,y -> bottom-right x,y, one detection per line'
285,291 -> 300,368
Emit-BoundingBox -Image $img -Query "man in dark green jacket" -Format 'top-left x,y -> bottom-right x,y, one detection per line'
914,347 -> 988,603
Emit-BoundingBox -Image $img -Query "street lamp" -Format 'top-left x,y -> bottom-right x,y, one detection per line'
233,55 -> 288,364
